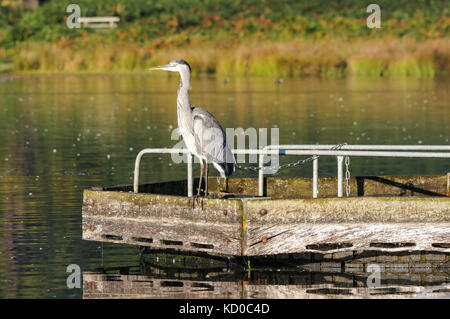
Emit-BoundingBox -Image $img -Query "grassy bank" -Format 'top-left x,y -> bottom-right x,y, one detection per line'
1,0 -> 449,77
10,37 -> 449,77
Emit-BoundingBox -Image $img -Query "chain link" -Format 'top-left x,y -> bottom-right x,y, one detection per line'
330,143 -> 348,151
345,155 -> 351,197
235,143 -> 347,173
234,164 -> 263,172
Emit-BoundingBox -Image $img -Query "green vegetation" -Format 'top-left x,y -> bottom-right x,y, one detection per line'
0,0 -> 449,76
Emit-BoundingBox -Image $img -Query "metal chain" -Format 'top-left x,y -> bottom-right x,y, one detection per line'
273,154 -> 319,170
330,143 -> 348,151
345,155 -> 351,197
234,164 -> 263,172
235,143 -> 347,173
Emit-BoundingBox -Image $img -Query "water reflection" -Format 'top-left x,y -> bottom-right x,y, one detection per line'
83,249 -> 449,299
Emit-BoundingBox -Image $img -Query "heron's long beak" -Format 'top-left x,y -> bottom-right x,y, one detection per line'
149,64 -> 172,71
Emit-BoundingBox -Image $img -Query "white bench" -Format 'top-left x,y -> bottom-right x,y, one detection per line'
79,17 -> 120,29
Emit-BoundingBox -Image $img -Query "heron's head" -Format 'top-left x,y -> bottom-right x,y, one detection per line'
149,59 -> 191,74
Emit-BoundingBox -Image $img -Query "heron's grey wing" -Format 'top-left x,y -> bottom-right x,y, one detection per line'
192,107 -> 235,166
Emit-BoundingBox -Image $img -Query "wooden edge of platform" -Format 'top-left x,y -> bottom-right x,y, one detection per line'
244,222 -> 450,256
82,187 -> 450,257
245,196 -> 450,223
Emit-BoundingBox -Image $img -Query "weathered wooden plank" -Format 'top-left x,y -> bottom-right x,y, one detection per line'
447,173 -> 450,196
358,175 -> 448,197
208,174 -> 448,198
104,174 -> 448,198
83,215 -> 242,255
245,223 -> 450,255
83,190 -> 243,223
245,197 -> 450,255
82,190 -> 244,255
246,197 -> 450,224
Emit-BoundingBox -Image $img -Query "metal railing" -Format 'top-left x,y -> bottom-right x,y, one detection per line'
261,145 -> 450,198
133,145 -> 450,197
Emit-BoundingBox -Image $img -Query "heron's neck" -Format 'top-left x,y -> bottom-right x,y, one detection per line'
176,71 -> 192,133
177,72 -> 191,112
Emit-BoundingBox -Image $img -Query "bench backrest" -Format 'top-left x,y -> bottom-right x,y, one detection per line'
79,16 -> 120,29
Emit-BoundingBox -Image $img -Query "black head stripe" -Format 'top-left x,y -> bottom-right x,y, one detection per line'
172,59 -> 191,72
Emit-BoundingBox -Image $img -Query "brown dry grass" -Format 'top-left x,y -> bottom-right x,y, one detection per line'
12,37 -> 450,77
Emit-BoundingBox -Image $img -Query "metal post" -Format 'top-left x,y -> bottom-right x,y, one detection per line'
337,156 -> 344,197
133,151 -> 144,193
313,157 -> 318,198
187,153 -> 193,197
258,154 -> 264,196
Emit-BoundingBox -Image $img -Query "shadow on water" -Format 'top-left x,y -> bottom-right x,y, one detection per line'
83,248 -> 450,299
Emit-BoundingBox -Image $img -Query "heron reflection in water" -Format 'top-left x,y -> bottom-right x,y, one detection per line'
149,59 -> 235,197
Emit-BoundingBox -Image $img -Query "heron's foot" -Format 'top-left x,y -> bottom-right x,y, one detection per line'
193,193 -> 203,206
214,191 -> 231,199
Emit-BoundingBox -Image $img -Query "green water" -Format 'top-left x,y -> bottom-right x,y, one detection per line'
0,74 -> 448,298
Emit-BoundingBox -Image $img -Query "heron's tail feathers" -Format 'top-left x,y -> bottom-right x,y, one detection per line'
223,162 -> 235,177
213,162 -> 235,178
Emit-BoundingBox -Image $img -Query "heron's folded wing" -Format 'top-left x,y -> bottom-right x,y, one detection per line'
192,107 -> 233,165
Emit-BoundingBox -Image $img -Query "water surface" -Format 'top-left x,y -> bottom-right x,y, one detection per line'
0,74 -> 448,298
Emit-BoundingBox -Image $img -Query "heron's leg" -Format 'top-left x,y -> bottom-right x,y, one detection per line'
197,160 -> 204,196
204,160 -> 208,197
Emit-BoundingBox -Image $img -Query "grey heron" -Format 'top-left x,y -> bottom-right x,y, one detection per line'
149,59 -> 235,197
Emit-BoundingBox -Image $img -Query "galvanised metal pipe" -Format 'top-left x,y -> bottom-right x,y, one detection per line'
258,154 -> 264,196
134,148 -> 189,193
187,153 -> 193,197
337,156 -> 344,198
233,149 -> 450,157
264,145 -> 450,151
313,157 -> 318,198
